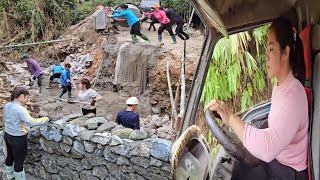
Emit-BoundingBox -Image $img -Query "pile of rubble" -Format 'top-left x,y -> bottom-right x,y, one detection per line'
66,53 -> 94,80
141,115 -> 173,140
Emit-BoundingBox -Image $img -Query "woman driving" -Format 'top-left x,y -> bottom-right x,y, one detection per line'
207,18 -> 308,180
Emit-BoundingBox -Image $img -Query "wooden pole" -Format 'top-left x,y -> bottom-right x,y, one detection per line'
180,40 -> 186,115
188,8 -> 195,28
166,60 -> 178,120
0,38 -> 75,50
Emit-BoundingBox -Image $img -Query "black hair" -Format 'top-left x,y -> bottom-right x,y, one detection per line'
269,18 -> 306,85
65,63 -> 71,68
80,78 -> 91,89
120,4 -> 128,9
11,86 -> 29,101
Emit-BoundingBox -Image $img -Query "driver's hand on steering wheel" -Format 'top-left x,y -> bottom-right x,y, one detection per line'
207,99 -> 234,127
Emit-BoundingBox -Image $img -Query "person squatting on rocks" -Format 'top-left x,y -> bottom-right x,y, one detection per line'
116,97 -> 140,129
144,4 -> 177,44
59,63 -> 73,99
110,4 -> 150,44
4,86 -> 49,180
165,7 -> 190,40
21,54 -> 44,93
48,63 -> 64,88
78,78 -> 102,116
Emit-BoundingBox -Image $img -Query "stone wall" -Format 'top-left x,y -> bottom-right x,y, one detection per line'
0,113 -> 172,180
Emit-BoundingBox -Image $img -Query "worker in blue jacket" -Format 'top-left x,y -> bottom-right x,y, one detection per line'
110,4 -> 150,44
48,64 -> 64,88
59,63 -> 72,99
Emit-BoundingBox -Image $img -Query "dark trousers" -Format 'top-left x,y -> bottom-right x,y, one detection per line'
4,133 -> 28,172
60,84 -> 72,98
82,108 -> 96,116
232,159 -> 307,180
30,74 -> 43,87
148,18 -> 158,31
176,20 -> 189,40
49,73 -> 61,81
130,22 -> 142,36
158,23 -> 174,36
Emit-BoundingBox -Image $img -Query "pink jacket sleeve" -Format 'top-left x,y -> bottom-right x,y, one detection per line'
243,92 -> 305,162
144,12 -> 154,18
158,10 -> 170,24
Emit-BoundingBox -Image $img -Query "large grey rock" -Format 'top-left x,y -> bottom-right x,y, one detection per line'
68,158 -> 84,171
110,135 -> 123,146
73,140 -> 86,155
157,125 -> 172,140
106,162 -> 122,178
40,125 -> 62,142
59,143 -> 72,154
96,121 -> 118,133
110,145 -> 128,157
129,130 -> 148,140
112,128 -> 134,139
39,138 -> 55,153
56,155 -> 70,167
41,155 -> 58,173
59,167 -> 79,180
91,132 -> 111,145
150,138 -> 172,162
81,158 -> 93,170
86,117 -> 108,124
111,125 -> 126,133
143,127 -> 156,137
85,117 -> 108,129
120,165 -> 135,174
150,157 -> 163,167
78,130 -> 95,141
71,149 -> 85,159
129,143 -> 150,158
92,166 -> 109,179
116,156 -> 130,166
51,174 -> 62,180
63,137 -> 73,145
87,155 -> 108,166
83,141 -> 96,153
103,146 -> 119,162
79,170 -> 99,180
86,123 -> 99,130
131,156 -> 151,168
62,124 -> 87,137
69,113 -> 95,126
34,165 -> 51,179
62,113 -> 83,121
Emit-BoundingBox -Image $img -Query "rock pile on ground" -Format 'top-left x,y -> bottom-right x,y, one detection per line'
66,53 -> 94,80
141,115 -> 173,140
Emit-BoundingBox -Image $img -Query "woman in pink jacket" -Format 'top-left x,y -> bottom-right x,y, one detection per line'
207,18 -> 308,180
144,4 -> 177,44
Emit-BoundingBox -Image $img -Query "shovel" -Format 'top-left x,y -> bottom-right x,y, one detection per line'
53,97 -> 90,105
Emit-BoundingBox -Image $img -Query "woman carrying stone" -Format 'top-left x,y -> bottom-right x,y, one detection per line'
3,86 -> 49,180
78,78 -> 102,115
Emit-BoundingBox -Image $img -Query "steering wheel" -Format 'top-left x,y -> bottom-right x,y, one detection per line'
204,110 -> 262,167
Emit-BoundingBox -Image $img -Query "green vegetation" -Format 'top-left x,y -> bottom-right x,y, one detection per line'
0,0 -> 94,44
161,0 -> 190,14
201,25 -> 269,111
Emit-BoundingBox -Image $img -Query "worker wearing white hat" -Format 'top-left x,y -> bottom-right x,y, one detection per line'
116,97 -> 140,129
